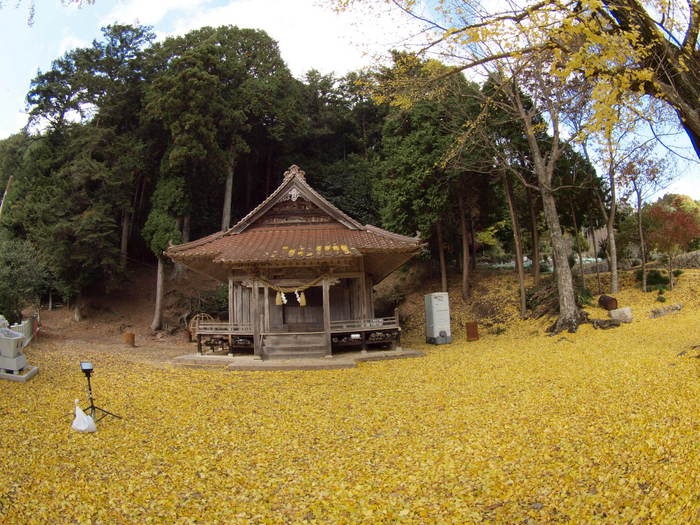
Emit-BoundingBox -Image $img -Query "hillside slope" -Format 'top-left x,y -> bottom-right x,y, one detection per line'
33,259 -> 700,348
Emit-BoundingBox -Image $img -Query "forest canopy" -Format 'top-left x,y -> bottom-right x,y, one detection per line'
0,12 -> 698,332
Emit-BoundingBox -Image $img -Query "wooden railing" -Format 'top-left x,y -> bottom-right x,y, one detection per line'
196,316 -> 399,336
330,315 -> 399,332
196,322 -> 253,335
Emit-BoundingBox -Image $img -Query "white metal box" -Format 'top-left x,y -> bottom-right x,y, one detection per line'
424,292 -> 452,344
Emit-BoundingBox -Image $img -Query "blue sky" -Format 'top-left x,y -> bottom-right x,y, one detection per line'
0,0 -> 696,198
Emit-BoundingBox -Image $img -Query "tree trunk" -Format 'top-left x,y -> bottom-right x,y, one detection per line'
667,253 -> 674,290
606,214 -> 619,294
221,161 -> 234,231
120,208 -> 130,268
541,188 -> 581,332
526,187 -> 541,286
129,175 -> 146,245
457,192 -> 471,300
436,221 -> 448,293
172,216 -> 189,279
503,172 -> 527,318
635,185 -> 647,292
570,203 -> 585,279
150,256 -> 165,331
469,213 -> 477,270
182,214 -> 191,243
597,165 -> 619,294
72,295 -> 83,322
0,175 -> 13,220
511,78 -> 581,333
591,226 -> 602,294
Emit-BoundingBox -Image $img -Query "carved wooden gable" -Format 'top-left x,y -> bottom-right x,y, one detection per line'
252,191 -> 336,228
232,165 -> 361,233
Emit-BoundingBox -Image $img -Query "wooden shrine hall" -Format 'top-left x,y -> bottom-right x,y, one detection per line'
166,165 -> 422,359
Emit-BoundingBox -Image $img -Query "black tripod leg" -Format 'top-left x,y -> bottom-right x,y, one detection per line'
93,405 -> 122,421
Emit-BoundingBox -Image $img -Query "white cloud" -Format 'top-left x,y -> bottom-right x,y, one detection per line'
100,0 -> 209,27
58,33 -> 90,56
101,0 -> 423,78
0,108 -> 30,139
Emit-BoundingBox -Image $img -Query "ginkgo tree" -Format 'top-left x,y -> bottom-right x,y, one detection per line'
334,0 -> 696,332
338,0 -> 699,158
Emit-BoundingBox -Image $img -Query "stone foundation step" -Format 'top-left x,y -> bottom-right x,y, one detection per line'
262,349 -> 327,359
262,332 -> 328,359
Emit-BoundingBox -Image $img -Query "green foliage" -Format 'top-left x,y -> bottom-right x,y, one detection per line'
5,14 -> 677,309
575,280 -> 593,307
373,54 -> 486,243
144,25 -> 296,233
197,285 -> 229,317
2,127 -> 124,301
142,208 -> 182,256
476,221 -> 507,248
636,269 -> 669,288
0,240 -> 48,323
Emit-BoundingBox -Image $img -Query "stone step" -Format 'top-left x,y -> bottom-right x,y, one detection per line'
263,348 -> 327,359
262,332 -> 328,359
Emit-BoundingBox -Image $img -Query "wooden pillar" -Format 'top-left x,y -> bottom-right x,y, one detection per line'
263,286 -> 270,332
359,259 -> 368,322
233,283 -> 241,324
322,278 -> 332,357
228,275 -> 234,325
394,308 -> 401,350
252,281 -> 262,359
226,276 -> 233,352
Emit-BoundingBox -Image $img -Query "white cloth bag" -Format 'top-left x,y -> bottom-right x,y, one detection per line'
71,399 -> 97,433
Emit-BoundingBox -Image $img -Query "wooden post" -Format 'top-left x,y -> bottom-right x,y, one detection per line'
359,259 -> 368,322
322,278 -> 332,357
252,282 -> 262,359
465,322 -> 479,341
228,276 -> 234,325
394,308 -> 401,350
234,284 -> 242,324
263,286 -> 270,332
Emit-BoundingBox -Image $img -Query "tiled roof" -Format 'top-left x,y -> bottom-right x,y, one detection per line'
165,165 -> 422,278
169,224 -> 419,265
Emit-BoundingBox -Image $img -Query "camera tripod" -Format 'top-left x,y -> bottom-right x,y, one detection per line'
82,370 -> 121,422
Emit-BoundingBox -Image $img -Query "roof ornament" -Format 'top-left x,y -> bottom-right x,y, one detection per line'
283,164 -> 306,181
288,187 -> 301,201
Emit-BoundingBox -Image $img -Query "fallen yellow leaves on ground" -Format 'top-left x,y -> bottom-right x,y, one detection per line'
1,271 -> 699,524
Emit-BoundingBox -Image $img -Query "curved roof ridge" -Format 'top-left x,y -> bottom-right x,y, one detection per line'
229,164 -> 363,234
363,224 -> 422,243
166,229 -> 226,253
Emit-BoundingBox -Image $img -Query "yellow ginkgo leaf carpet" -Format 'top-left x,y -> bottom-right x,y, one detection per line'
1,270 -> 698,523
